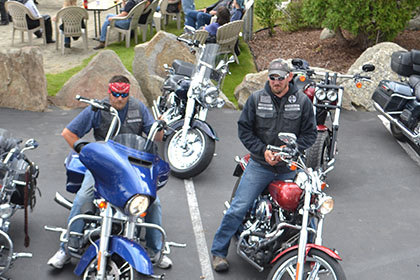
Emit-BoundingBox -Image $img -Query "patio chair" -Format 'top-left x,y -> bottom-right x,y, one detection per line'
138,0 -> 159,42
55,7 -> 89,55
105,0 -> 147,48
5,1 -> 46,46
216,20 -> 243,64
193,29 -> 209,45
153,0 -> 181,31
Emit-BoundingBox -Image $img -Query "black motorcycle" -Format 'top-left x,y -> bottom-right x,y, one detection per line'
372,49 -> 420,146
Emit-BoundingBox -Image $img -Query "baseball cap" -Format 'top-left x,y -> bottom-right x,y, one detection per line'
268,59 -> 291,76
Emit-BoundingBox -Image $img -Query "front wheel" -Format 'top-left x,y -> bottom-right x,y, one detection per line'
82,254 -> 143,280
390,123 -> 407,142
164,127 -> 215,179
305,131 -> 330,170
267,249 -> 346,280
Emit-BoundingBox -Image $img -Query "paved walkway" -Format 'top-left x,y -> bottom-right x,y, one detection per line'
0,3 -> 127,74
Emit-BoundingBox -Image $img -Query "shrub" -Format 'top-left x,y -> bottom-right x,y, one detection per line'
302,0 -> 420,48
254,0 -> 281,36
279,0 -> 314,32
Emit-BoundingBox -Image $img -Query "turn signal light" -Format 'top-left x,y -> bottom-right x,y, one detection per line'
299,75 -> 306,82
321,182 -> 327,190
356,82 -> 362,88
140,212 -> 147,218
289,162 -> 297,171
98,201 -> 107,209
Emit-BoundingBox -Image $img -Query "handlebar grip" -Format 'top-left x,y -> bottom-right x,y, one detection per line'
73,139 -> 90,153
359,75 -> 371,79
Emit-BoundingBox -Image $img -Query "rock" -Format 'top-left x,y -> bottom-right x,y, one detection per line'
342,42 -> 406,111
0,47 -> 48,112
320,28 -> 335,40
407,13 -> 420,31
53,50 -> 146,109
234,70 -> 268,109
132,31 -> 196,107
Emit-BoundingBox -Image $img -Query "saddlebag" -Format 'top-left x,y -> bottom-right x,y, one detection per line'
391,49 -> 420,77
372,80 -> 413,111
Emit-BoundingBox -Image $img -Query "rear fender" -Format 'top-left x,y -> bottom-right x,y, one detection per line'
74,236 -> 153,276
270,244 -> 342,264
166,119 -> 218,140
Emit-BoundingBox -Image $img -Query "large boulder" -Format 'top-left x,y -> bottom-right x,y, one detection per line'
53,50 -> 146,108
342,42 -> 406,111
0,47 -> 48,111
132,31 -> 195,106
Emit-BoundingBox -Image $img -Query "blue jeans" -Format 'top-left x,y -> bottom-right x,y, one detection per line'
181,0 -> 195,13
63,170 -> 163,254
211,159 -> 296,258
100,14 -> 131,42
184,10 -> 212,29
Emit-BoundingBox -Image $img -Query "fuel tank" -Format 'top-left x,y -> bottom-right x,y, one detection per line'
268,181 -> 302,212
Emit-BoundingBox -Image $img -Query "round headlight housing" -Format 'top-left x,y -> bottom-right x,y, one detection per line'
0,204 -> 13,219
125,195 -> 150,217
315,88 -> 326,101
326,90 -> 338,102
318,196 -> 334,215
202,86 -> 219,107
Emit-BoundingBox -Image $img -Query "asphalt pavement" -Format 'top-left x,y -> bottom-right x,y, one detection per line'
0,106 -> 419,280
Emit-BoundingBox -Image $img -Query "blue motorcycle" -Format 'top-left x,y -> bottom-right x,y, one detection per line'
45,96 -> 183,280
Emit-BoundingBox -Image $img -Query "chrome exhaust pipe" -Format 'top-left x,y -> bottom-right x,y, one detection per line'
236,231 -> 265,272
373,102 -> 420,144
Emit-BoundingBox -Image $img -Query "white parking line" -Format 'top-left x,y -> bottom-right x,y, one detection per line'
377,115 -> 420,166
184,179 -> 214,280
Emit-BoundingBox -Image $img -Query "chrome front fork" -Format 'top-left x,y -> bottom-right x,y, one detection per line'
295,187 -> 311,280
96,205 -> 113,280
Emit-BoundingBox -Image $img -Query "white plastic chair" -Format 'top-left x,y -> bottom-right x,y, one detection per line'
153,0 -> 181,31
216,20 -> 243,64
105,0 -> 147,48
5,1 -> 46,46
138,0 -> 159,41
55,6 -> 89,54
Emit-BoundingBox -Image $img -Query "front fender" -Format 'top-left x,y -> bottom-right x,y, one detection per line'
166,119 -> 218,140
270,244 -> 342,264
74,236 -> 153,276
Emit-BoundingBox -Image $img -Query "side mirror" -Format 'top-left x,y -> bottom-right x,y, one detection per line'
277,132 -> 297,146
25,139 -> 38,149
228,55 -> 235,64
362,64 -> 375,72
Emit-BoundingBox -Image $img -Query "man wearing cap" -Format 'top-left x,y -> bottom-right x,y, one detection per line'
210,59 -> 317,272
48,75 -> 173,270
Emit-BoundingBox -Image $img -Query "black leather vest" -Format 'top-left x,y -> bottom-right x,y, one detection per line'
93,97 -> 144,141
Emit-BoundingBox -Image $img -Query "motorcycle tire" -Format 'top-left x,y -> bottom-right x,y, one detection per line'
267,249 -> 346,280
82,254 -> 143,280
229,176 -> 241,204
305,131 -> 330,170
390,123 -> 407,142
164,127 -> 215,179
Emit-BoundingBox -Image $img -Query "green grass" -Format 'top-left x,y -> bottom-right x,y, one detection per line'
46,2 -> 258,105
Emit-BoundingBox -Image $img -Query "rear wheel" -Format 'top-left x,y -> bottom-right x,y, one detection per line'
390,123 -> 407,142
267,249 -> 346,280
305,131 -> 330,170
82,254 -> 143,280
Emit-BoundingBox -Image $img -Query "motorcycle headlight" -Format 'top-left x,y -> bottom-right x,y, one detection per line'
315,88 -> 326,101
326,90 -> 338,102
202,86 -> 219,107
0,204 -> 13,219
125,195 -> 150,217
318,196 -> 334,215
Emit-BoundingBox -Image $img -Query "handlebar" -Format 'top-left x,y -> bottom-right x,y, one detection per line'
176,36 -> 200,48
75,95 -> 111,112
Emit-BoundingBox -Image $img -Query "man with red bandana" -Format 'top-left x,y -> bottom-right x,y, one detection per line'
48,75 -> 173,270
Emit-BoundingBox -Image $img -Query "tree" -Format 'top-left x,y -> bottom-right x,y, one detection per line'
302,0 -> 420,48
254,0 -> 281,37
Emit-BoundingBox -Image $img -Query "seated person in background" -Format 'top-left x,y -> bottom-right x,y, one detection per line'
53,0 -> 85,49
185,0 -> 243,30
93,0 -> 137,50
204,5 -> 229,42
138,0 -> 152,25
0,0 -> 9,25
15,0 -> 55,43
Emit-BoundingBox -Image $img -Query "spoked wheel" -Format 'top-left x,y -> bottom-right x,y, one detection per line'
267,249 -> 346,280
0,231 -> 13,276
164,127 -> 215,179
82,254 -> 143,280
305,131 -> 330,171
390,123 -> 407,142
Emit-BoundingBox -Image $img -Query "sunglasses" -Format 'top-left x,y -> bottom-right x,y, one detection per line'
111,91 -> 129,98
269,74 -> 288,81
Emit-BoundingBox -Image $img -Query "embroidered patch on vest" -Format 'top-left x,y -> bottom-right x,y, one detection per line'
288,95 -> 297,104
127,118 -> 142,123
127,109 -> 140,118
284,104 -> 300,111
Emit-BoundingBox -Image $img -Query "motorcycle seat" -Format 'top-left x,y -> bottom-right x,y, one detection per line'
409,75 -> 420,100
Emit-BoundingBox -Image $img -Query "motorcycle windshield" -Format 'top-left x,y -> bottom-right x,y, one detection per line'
79,134 -> 169,209
191,43 -> 220,82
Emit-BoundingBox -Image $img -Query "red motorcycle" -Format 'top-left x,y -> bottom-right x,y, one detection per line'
227,132 -> 346,280
291,59 -> 375,172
